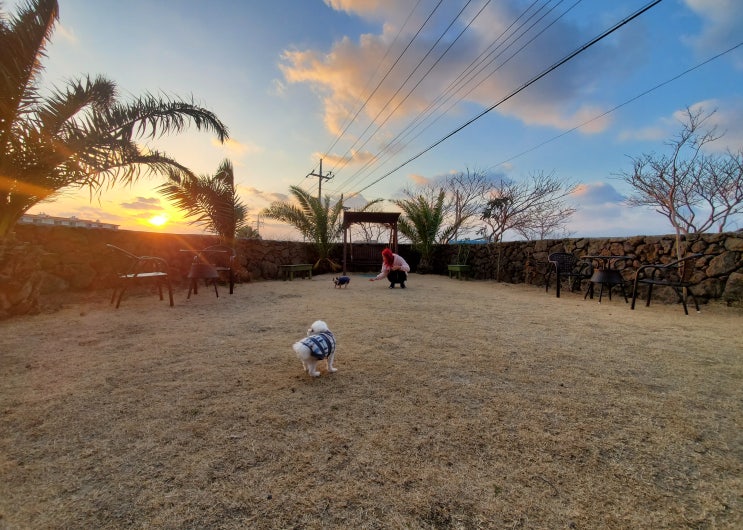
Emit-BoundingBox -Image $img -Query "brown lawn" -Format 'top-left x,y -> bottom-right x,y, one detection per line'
1,274 -> 742,529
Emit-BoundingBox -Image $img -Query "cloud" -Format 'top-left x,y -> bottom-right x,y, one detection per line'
571,182 -> 625,206
567,203 -> 671,237
212,137 -> 264,157
120,196 -> 161,210
239,186 -> 288,205
683,0 -> 743,69
280,0 -> 645,149
340,193 -> 378,210
686,98 -> 743,152
320,149 -> 376,167
619,98 -> 743,150
566,182 -> 675,237
54,23 -> 78,45
324,0 -> 412,21
409,173 -> 431,186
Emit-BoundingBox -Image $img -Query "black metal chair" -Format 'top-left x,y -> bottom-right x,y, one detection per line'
631,253 -> 703,315
107,244 -> 174,308
545,252 -> 593,298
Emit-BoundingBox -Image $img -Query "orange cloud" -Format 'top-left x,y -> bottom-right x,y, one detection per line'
409,173 -> 430,186
281,0 -> 633,149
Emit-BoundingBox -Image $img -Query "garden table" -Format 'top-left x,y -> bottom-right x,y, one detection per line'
583,255 -> 632,303
180,249 -> 226,298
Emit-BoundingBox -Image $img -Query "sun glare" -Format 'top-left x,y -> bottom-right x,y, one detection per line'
148,214 -> 169,227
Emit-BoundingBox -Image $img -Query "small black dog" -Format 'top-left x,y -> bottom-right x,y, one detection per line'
333,276 -> 351,288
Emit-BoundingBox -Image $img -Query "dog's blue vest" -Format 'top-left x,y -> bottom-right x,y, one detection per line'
301,331 -> 336,360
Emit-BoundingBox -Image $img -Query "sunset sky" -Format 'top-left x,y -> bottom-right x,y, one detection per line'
16,0 -> 743,240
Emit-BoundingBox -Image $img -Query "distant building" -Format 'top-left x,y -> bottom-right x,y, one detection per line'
19,213 -> 119,230
451,238 -> 488,245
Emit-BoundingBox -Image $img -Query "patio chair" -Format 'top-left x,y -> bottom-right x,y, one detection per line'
107,244 -> 174,308
631,253 -> 703,315
201,244 -> 237,294
545,252 -> 593,298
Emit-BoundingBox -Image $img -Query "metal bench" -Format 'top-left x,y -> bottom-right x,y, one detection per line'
447,264 -> 471,280
278,263 -> 313,281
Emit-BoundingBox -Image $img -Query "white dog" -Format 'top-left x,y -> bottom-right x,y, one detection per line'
292,320 -> 338,377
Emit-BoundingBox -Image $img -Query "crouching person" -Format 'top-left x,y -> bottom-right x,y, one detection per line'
369,248 -> 410,289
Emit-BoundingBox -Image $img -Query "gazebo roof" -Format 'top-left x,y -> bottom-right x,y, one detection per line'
342,211 -> 400,228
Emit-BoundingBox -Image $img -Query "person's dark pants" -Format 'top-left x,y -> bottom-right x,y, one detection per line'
388,270 -> 407,288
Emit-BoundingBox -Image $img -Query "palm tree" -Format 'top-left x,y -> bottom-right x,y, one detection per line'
157,159 -> 247,243
394,190 -> 453,273
236,225 -> 262,240
262,186 -> 345,272
0,0 -> 229,239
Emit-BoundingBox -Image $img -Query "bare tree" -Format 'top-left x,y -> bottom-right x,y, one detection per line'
515,201 -> 576,241
478,171 -> 577,243
442,168 -> 492,242
399,168 -> 494,243
617,107 -> 743,258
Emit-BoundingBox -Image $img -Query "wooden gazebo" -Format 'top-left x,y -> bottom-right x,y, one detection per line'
341,211 -> 401,274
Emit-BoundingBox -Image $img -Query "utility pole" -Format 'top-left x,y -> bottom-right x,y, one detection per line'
306,158 -> 334,200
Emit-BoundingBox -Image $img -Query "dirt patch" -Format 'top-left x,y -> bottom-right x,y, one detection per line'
1,274 -> 742,528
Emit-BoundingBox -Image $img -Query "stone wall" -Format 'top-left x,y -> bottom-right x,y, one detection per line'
432,233 -> 743,305
1,226 -> 742,318
0,226 -> 321,318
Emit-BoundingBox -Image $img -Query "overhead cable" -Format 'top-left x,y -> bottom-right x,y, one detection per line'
489,40 -> 743,169
329,0 -> 496,194
351,0 -> 665,198
326,0 -> 470,179
320,0 -> 425,162
334,0 -> 577,196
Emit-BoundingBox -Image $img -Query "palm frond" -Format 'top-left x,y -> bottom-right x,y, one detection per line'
104,94 -> 229,143
157,158 -> 246,241
261,185 -> 343,259
0,0 -> 59,138
394,189 -> 447,262
37,75 -> 117,133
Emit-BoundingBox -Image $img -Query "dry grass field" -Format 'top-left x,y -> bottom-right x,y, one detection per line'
1,273 -> 742,529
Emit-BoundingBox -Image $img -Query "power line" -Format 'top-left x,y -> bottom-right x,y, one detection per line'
323,0 -> 455,179
328,0 -> 495,194
333,0 -> 576,197
319,0 -> 425,161
351,0 -> 665,198
488,40 -> 743,170
297,0 -> 443,196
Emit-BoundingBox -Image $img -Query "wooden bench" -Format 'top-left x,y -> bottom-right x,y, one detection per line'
447,264 -> 471,280
278,263 -> 313,281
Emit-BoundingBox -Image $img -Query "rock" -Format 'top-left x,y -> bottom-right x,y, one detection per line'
706,251 -> 742,277
722,272 -> 743,305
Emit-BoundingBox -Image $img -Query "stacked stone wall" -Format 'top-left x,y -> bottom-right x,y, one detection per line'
433,233 -> 743,306
1,225 -> 741,317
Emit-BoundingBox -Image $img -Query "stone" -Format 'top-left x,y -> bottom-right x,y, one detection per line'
722,272 -> 743,305
725,237 -> 743,251
706,251 -> 742,277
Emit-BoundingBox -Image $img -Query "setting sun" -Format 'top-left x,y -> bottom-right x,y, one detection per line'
148,214 -> 169,227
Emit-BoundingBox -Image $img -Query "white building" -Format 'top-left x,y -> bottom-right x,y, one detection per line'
19,213 -> 119,230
